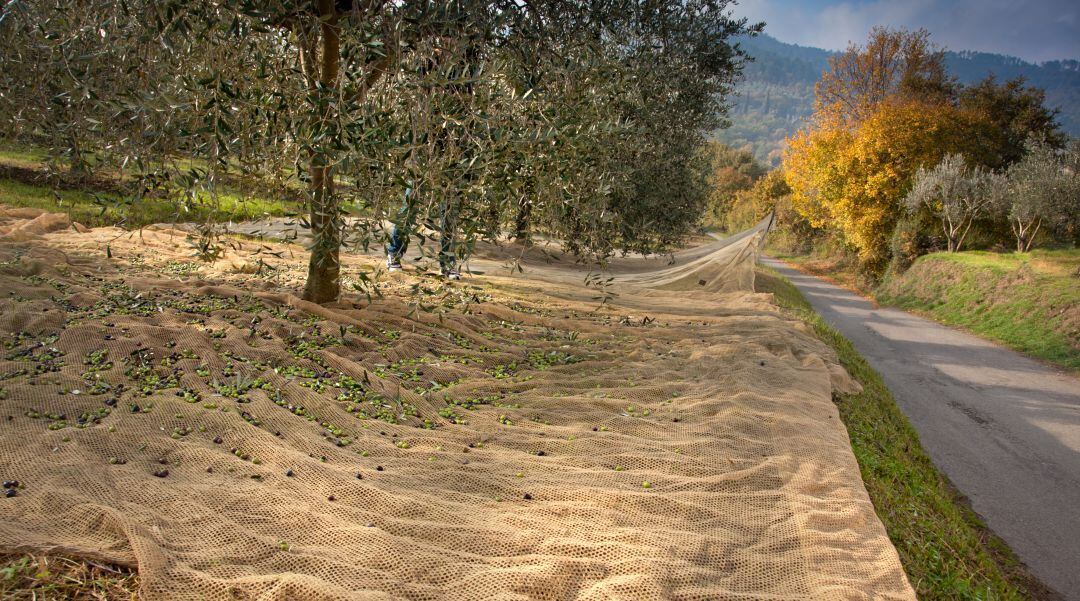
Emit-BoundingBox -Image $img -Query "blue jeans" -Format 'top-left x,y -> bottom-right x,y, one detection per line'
387,190 -> 457,270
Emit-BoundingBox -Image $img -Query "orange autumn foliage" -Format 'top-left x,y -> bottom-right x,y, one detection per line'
784,100 -> 990,274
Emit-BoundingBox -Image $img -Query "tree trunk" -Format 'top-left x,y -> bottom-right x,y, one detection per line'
304,161 -> 341,303
955,219 -> 973,253
302,0 -> 342,304
1023,219 -> 1042,253
514,196 -> 532,242
1013,217 -> 1041,254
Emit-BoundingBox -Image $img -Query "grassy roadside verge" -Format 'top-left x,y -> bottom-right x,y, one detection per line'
877,251 -> 1079,371
755,265 -> 1059,600
771,247 -> 1080,372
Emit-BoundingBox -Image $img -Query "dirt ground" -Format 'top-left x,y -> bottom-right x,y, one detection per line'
0,207 -> 913,600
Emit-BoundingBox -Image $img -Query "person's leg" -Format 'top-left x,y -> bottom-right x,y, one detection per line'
386,188 -> 414,269
387,221 -> 407,260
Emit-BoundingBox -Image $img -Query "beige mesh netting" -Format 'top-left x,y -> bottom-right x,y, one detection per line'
0,206 -> 913,600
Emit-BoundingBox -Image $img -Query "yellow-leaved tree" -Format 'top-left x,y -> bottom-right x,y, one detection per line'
784,99 -> 986,273
701,142 -> 766,229
782,27 -> 995,275
726,170 -> 789,231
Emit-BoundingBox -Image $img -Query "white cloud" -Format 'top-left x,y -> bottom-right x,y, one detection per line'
732,0 -> 1080,62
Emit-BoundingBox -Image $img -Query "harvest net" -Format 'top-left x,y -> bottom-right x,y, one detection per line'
0,206 -> 913,600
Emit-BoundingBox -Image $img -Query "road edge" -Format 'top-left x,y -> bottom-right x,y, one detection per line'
754,264 -> 1063,601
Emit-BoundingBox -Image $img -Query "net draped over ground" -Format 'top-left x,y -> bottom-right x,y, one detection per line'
0,206 -> 914,600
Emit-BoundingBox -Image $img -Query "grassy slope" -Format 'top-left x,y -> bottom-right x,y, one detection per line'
0,179 -> 296,229
0,145 -> 295,228
877,251 -> 1079,371
771,245 -> 1080,372
756,265 -> 1058,601
0,146 -> 49,168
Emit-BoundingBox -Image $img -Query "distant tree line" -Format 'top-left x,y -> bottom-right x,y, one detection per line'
716,33 -> 1080,167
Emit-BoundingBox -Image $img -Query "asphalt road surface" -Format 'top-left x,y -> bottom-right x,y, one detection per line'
761,257 -> 1080,600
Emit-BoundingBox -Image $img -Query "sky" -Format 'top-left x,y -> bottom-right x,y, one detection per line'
733,0 -> 1080,63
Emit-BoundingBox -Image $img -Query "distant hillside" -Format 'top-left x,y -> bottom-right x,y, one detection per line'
718,34 -> 1080,166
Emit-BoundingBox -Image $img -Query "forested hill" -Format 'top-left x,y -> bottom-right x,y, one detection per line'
719,34 -> 1080,166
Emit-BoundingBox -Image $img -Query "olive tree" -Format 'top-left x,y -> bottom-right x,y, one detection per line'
904,154 -> 996,252
1003,141 -> 1080,252
1,0 -> 760,301
0,1 -> 180,178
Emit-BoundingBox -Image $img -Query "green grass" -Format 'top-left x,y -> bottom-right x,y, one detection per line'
0,144 -> 49,168
0,178 -> 295,228
877,250 -> 1079,371
923,249 -> 1080,274
0,141 -> 297,228
756,265 -> 1056,600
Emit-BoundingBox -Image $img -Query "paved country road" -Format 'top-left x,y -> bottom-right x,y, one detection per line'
761,257 -> 1080,600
